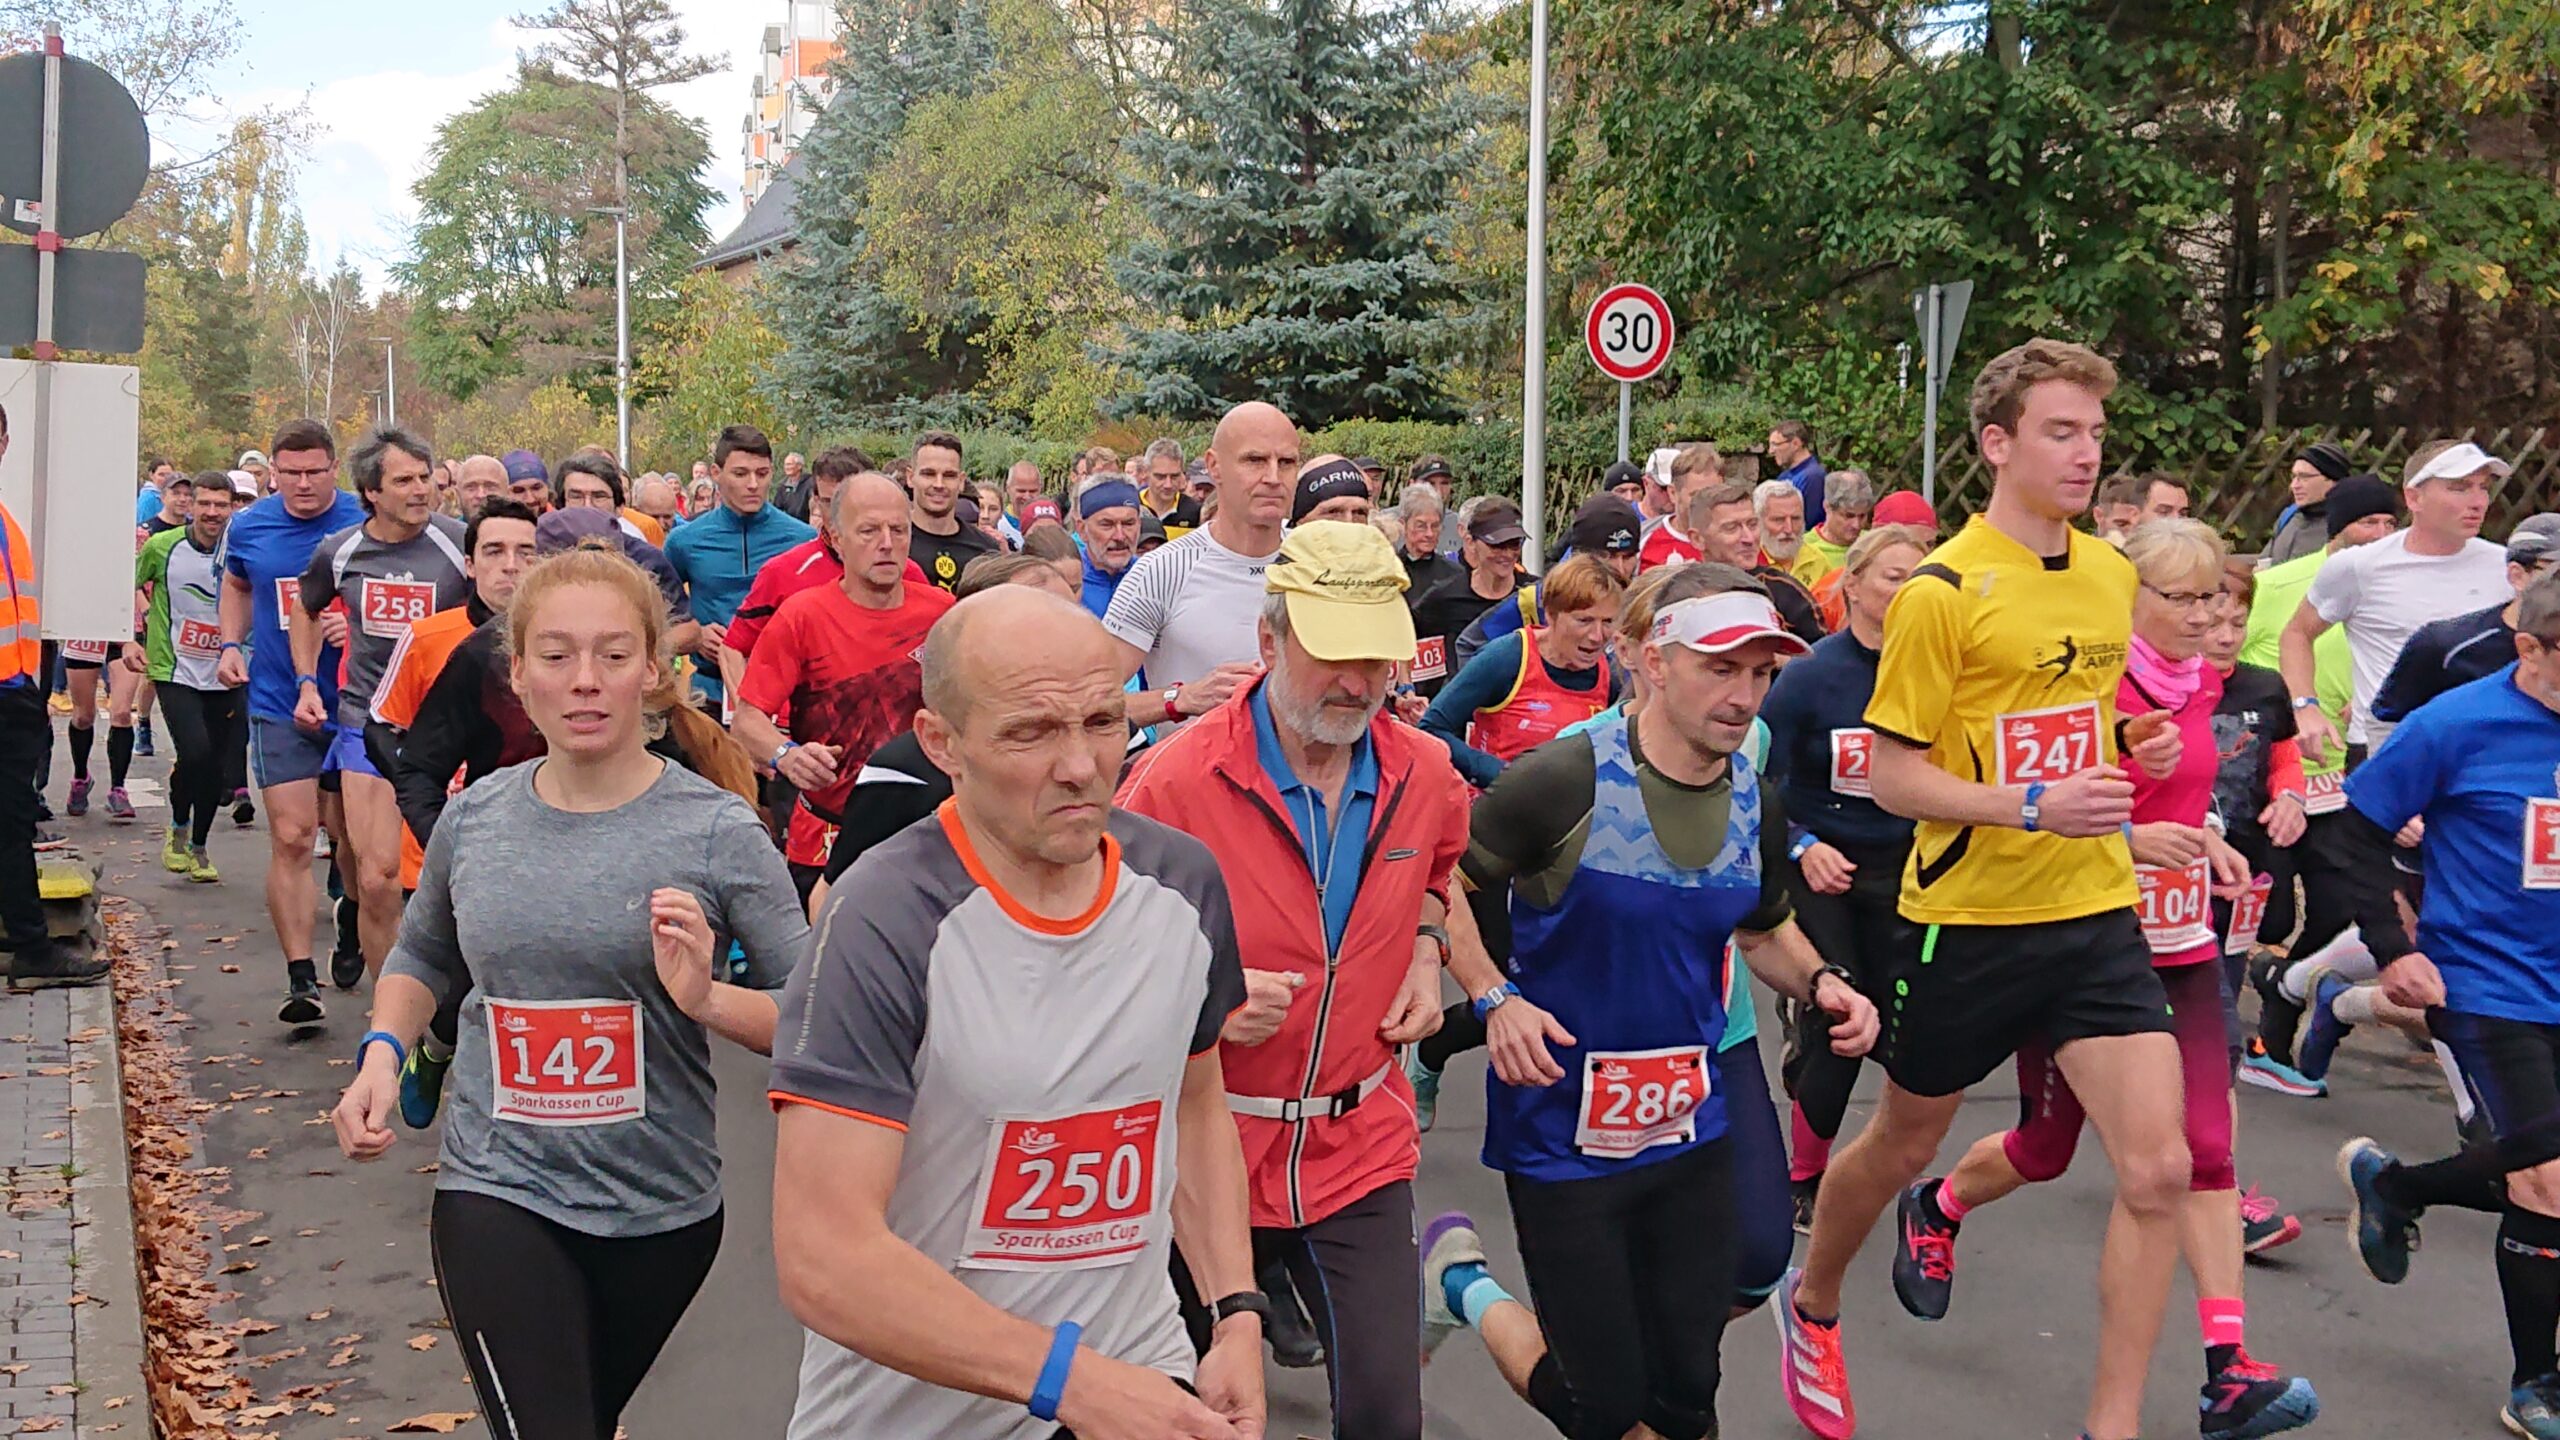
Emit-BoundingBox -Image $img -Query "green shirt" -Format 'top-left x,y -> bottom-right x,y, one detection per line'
135,526 -> 229,689
2242,549 -> 2351,777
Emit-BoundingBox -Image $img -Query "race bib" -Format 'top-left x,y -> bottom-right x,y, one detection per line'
2527,797 -> 2560,891
485,998 -> 644,1126
2135,860 -> 2213,954
1995,702 -> 2103,787
174,618 -> 222,657
58,639 -> 110,663
1412,634 -> 1447,683
962,1098 -> 1164,1271
2300,769 -> 2346,817
274,577 -> 302,633
2225,873 -> 2273,956
1829,727 -> 1875,797
1574,1046 -> 1709,1159
360,579 -> 436,640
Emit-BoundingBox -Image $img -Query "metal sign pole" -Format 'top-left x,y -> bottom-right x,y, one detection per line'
1616,381 -> 1631,465
1518,0 -> 1549,568
1920,282 -> 1941,508
28,23 -> 63,580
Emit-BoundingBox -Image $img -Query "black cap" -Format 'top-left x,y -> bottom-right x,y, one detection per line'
1351,455 -> 1384,474
2296,441 -> 2353,483
1565,494 -> 1643,555
2322,474 -> 2398,533
1291,457 -> 1371,522
955,495 -> 980,526
1468,498 -> 1528,547
1412,457 -> 1454,485
1139,511 -> 1169,548
1601,460 -> 1645,494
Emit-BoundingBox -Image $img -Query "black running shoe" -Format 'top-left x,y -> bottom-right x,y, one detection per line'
278,979 -> 325,1025
2249,949 -> 2305,1067
231,790 -> 256,828
1891,1180 -> 1960,1321
1792,1173 -> 1821,1237
330,896 -> 364,990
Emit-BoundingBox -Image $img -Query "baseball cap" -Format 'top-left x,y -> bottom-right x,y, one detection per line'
1643,447 -> 1681,489
1264,520 -> 1415,663
1649,591 -> 1812,659
236,449 -> 268,469
1020,496 -> 1064,529
1138,512 -> 1169,551
1077,478 -> 1141,519
1468,498 -> 1528,547
2323,474 -> 2399,532
1351,455 -> 1384,475
1565,495 -> 1643,556
2408,441 -> 2513,488
502,449 -> 549,486
2508,514 -> 2560,565
1601,460 -> 1645,495
1872,491 -> 1936,528
1186,460 -> 1213,489
228,470 -> 258,497
1291,457 -> 1370,523
535,506 -> 619,554
1411,456 -> 1454,486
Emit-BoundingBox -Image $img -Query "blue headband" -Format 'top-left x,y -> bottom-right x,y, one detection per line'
1079,479 -> 1142,518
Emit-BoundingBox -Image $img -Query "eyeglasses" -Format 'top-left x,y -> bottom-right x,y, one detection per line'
2143,585 -> 2219,610
273,465 -> 336,481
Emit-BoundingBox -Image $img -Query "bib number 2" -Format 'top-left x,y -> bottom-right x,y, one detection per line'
1574,1046 -> 1709,1159
962,1098 -> 1164,1270
486,998 -> 643,1125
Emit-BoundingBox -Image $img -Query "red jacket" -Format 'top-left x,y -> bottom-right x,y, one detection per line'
1119,685 -> 1470,1229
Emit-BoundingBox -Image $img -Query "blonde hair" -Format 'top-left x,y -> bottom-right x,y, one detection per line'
1843,523 -> 1931,578
505,548 -> 755,801
1669,443 -> 1725,487
2121,517 -> 2227,590
1969,338 -> 2119,437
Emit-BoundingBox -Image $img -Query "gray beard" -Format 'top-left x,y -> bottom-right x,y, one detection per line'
1762,533 -> 1802,563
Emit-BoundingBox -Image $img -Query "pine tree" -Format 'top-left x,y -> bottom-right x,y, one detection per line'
1108,0 -> 1484,428
765,0 -> 998,430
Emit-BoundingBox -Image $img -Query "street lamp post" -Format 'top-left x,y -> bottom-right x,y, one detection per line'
381,339 -> 396,426
592,204 -> 630,471
1519,0 -> 1550,566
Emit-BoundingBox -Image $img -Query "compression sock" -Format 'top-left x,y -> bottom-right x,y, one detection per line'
1417,1002 -> 1485,1073
2331,985 -> 2381,1027
2380,1143 -> 2507,1217
107,723 -> 133,788
2200,1297 -> 2248,1378
285,958 -> 317,988
1789,1106 -> 1832,1182
1928,1177 -> 1972,1225
1441,1260 -> 1513,1329
2498,1207 -> 2560,1384
66,723 -> 91,780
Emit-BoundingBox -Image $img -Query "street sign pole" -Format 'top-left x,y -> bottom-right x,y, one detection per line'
1920,281 -> 1941,507
1616,381 -> 1631,465
1518,0 -> 1550,567
29,23 -> 63,568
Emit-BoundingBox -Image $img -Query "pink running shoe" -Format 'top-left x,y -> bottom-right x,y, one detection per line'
1774,1267 -> 1856,1438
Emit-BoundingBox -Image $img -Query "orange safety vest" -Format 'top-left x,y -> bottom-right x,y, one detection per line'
0,504 -> 40,684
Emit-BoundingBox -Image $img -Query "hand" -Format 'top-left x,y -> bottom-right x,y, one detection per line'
650,887 -> 717,1021
2128,821 -> 2209,869
2122,709 -> 2181,779
776,742 -> 841,791
1392,691 -> 1428,726
695,622 -> 728,663
1195,1322 -> 1267,1440
2294,704 -> 2342,767
2259,792 -> 2307,847
1223,969 -> 1303,1046
2395,816 -> 2425,849
1378,954 -> 1443,1045
1797,841 -> 1856,895
331,1049 -> 401,1160
215,647 -> 247,688
1813,972 -> 1880,1058
2034,766 -> 2136,837
293,683 -> 328,731
119,643 -> 146,675
1184,662 -> 1262,716
1486,995 -> 1576,1088
2204,833 -> 2251,897
2380,951 -> 2445,1010
317,608 -> 349,649
1055,1350 -> 1238,1440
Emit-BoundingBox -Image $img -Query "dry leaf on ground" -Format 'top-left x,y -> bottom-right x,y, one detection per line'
388,1413 -> 476,1434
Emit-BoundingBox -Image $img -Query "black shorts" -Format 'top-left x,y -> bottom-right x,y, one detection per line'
1878,908 -> 2173,1098
2433,1010 -> 2560,1173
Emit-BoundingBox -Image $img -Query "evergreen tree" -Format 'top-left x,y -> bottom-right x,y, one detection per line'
1107,0 -> 1483,427
764,0 -> 998,430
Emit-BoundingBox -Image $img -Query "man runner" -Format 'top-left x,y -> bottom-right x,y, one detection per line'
662,424 -> 815,709
909,432 -> 999,594
129,472 -> 244,881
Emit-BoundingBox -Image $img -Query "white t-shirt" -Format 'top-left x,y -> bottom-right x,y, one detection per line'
1100,526 -> 1278,688
2306,530 -> 2509,744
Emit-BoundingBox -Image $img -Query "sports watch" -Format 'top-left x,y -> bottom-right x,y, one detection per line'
1471,981 -> 1521,1022
1209,1292 -> 1272,1329
2019,781 -> 2049,833
1162,683 -> 1186,718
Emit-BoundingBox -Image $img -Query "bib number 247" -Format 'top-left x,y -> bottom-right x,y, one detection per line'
1996,702 -> 2103,788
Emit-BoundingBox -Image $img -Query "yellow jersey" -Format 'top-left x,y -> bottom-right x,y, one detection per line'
1791,531 -> 1847,588
1864,515 -> 2139,926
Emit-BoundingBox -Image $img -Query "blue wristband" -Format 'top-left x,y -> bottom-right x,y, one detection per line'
295,672 -> 320,690
358,1030 -> 405,1072
1471,981 -> 1521,1023
1028,1320 -> 1081,1422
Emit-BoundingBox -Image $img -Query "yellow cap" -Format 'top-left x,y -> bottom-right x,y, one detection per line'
1265,520 -> 1417,663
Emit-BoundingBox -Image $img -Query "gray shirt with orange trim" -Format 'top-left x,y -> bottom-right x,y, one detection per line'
771,802 -> 1244,1440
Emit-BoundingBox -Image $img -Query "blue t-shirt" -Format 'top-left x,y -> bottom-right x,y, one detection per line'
661,502 -> 816,700
221,490 -> 366,722
1248,682 -> 1376,954
2347,664 -> 2560,1023
134,485 -> 162,528
1780,456 -> 1830,526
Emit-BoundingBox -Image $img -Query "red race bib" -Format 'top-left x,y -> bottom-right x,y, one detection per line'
962,1098 -> 1164,1271
2135,860 -> 2213,955
1995,701 -> 2103,787
2527,797 -> 2560,891
486,998 -> 645,1125
58,639 -> 110,663
1574,1046 -> 1710,1159
175,617 -> 222,657
360,579 -> 437,640
2300,769 -> 2346,817
274,576 -> 302,633
1412,634 -> 1447,683
1829,727 -> 1875,797
2226,873 -> 2273,956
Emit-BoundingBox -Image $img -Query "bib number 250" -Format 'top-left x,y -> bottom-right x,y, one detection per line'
962,1098 -> 1164,1271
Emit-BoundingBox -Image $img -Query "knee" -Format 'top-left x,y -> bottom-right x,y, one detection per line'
2116,1138 -> 2195,1216
269,813 -> 316,853
1872,1113 -> 1955,1179
2187,1124 -> 2237,1193
2002,1125 -> 2077,1185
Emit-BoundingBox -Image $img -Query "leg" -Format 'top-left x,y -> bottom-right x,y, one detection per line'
199,692 -> 245,850
579,1209 -> 725,1431
104,662 -> 137,790
1284,1181 -> 1422,1440
1899,1042 -> 2084,1324
1505,1167 -> 1657,1440
158,687 -> 210,843
336,769 -> 406,970
0,687 -> 50,960
1715,1035 -> 1793,1312
1627,1142 -> 1739,1440
429,1190 -> 604,1440
262,778 -> 322,965
2053,1029 -> 2192,1440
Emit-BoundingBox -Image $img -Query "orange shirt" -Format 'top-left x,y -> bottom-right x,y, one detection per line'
373,604 -> 482,889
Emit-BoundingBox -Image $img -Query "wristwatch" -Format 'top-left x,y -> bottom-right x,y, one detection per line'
2289,695 -> 2321,711
1209,1292 -> 1272,1329
771,740 -> 798,767
1471,981 -> 1521,1022
1415,923 -> 1451,965
1809,963 -> 1856,1006
2019,781 -> 2049,833
1162,683 -> 1186,718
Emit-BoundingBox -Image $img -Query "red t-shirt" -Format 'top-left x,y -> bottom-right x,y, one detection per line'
736,579 -> 955,866
1638,523 -> 1700,571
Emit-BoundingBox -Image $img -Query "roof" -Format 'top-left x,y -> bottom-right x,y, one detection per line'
699,145 -> 806,271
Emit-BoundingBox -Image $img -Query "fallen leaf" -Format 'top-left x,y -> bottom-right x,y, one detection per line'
39,1130 -> 62,1140
159,940 -> 177,950
296,1230 -> 321,1238
305,1309 -> 331,1322
325,1346 -> 357,1368
410,1163 -> 439,1174
102,1398 -> 126,1410
247,1235 -> 271,1246
309,1401 -> 336,1415
405,1334 -> 436,1352
217,1261 -> 255,1275
0,1249 -> 17,1260
18,1417 -> 62,1433
218,964 -> 239,974
65,1292 -> 93,1306
230,1318 -> 278,1335
245,1147 -> 268,1159
42,1386 -> 70,1396
0,1365 -> 25,1376
388,1414 -> 475,1434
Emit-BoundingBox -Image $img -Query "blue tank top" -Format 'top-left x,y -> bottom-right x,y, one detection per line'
1483,712 -> 1765,1184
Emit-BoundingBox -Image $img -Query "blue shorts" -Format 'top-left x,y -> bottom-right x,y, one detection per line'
324,724 -> 381,780
248,714 -> 332,789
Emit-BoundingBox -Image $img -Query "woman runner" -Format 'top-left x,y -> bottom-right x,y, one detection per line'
1420,554 -> 1627,787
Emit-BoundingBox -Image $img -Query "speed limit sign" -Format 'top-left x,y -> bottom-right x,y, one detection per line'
1585,283 -> 1674,383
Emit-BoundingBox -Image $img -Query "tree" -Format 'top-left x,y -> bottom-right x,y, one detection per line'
634,272 -> 785,463
1106,0 -> 1486,427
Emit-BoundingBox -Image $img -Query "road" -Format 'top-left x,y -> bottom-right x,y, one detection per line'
74,742 -> 2512,1439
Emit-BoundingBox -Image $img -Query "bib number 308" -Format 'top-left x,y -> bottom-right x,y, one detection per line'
1574,1046 -> 1709,1159
1995,702 -> 2103,787
486,998 -> 643,1126
962,1098 -> 1163,1271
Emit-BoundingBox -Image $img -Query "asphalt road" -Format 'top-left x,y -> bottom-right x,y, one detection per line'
71,741 -> 2516,1439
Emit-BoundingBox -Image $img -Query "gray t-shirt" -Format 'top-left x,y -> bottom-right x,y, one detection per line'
386,760 -> 809,1236
299,514 -> 470,726
771,805 -> 1244,1440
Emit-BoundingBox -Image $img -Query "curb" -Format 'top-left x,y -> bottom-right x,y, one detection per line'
68,972 -> 146,1437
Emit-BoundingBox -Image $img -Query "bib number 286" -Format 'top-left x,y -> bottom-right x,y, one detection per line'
1574,1046 -> 1709,1159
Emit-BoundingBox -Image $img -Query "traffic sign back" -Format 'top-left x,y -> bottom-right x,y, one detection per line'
0,51 -> 149,240
1586,284 -> 1674,383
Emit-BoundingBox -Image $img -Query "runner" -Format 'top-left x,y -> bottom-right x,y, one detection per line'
330,545 -> 804,1440
2370,513 -> 2559,725
767,584 -> 1262,1440
1117,519 -> 1469,1439
1138,437 -> 1203,538
2328,572 -> 2560,1437
453,454 -> 507,520
1636,444 -> 1725,570
1450,495 -> 1642,675
661,424 -> 817,709
53,634 -> 136,821
1409,499 -> 1530,699
291,428 -> 472,984
1289,455 -> 1373,526
127,472 -> 245,881
218,418 -> 367,1025
1785,339 -> 2189,1440
1073,476 -> 1145,618
1763,524 -> 1929,1233
1419,554 -> 1626,788
1416,572 -> 1877,1440
1894,519 -> 2318,1439
1682,478 -> 1826,643
1790,470 -> 1874,588
909,431 -> 1000,594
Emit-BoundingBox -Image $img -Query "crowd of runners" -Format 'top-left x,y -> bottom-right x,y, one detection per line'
0,331 -> 2554,1440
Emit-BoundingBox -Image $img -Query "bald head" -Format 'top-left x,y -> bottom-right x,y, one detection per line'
833,470 -> 907,527
1206,401 -> 1301,533
922,585 -> 1118,731
455,454 -> 508,516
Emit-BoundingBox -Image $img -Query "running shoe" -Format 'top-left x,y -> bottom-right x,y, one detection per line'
186,848 -> 218,884
32,826 -> 65,851
330,897 -> 364,990
134,720 -> 153,757
1774,1267 -> 1856,1440
2295,968 -> 2354,1082
399,1044 -> 452,1130
31,794 -> 51,823
64,777 -> 90,817
2237,1042 -> 2325,1098
2249,949 -> 2304,1067
1406,1047 -> 1440,1134
1890,1180 -> 1959,1321
2505,1374 -> 2560,1439
1260,1256 -> 1323,1369
46,690 -> 69,717
278,978 -> 325,1026
2200,1349 -> 2319,1438
2240,1186 -> 2302,1256
1792,1173 -> 1822,1237
2338,1136 -> 2417,1285
1419,1210 -> 1487,1359
161,827 -> 191,873
104,786 -> 134,822
231,790 -> 256,828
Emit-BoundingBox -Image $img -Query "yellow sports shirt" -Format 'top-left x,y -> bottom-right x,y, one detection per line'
1864,515 -> 2140,925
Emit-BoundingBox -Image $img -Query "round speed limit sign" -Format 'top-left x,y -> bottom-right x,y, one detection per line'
1585,283 -> 1675,383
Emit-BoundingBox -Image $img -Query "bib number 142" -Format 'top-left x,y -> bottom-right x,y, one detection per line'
486,998 -> 644,1126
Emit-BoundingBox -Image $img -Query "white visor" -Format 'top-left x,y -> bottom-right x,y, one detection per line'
2408,441 -> 2512,487
1649,592 -> 1812,658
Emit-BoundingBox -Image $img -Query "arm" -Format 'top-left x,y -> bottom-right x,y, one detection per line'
2277,598 -> 2342,761
389,643 -> 485,844
1170,1048 -> 1265,1428
1417,635 -> 1524,789
332,813 -> 471,1158
2368,623 -> 2448,725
